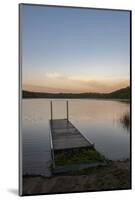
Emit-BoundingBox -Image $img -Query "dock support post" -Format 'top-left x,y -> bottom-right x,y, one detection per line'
66,101 -> 69,121
50,101 -> 53,121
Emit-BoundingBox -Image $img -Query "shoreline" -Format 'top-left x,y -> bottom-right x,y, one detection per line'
22,159 -> 131,195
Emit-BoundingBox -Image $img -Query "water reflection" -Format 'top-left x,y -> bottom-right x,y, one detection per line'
22,99 -> 130,176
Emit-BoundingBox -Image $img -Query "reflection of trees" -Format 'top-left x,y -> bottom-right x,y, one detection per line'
120,112 -> 130,131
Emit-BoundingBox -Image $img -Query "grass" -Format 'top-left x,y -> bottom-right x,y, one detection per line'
120,112 -> 130,130
54,148 -> 106,166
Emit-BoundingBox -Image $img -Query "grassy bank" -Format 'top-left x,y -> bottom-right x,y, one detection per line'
54,148 -> 106,166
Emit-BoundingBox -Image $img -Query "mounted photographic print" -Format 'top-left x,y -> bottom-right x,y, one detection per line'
19,3 -> 131,196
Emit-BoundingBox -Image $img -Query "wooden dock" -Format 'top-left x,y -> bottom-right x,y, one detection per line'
49,101 -> 95,171
50,119 -> 93,151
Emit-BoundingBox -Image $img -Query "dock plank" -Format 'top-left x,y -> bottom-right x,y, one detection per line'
50,119 -> 93,151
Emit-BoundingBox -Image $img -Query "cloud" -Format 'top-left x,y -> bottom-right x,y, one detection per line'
24,72 -> 129,93
45,72 -> 65,79
68,75 -> 89,82
66,75 -> 129,93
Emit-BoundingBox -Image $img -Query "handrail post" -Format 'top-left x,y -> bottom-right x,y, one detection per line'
66,101 -> 69,121
50,101 -> 53,121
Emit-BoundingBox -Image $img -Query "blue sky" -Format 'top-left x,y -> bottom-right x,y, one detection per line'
21,5 -> 130,93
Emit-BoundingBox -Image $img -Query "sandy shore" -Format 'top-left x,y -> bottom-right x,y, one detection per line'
22,160 -> 131,195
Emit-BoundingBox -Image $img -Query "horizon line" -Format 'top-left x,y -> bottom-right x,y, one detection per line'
22,85 -> 130,94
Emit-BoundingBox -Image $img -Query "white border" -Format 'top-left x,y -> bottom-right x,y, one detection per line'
0,0 -> 134,199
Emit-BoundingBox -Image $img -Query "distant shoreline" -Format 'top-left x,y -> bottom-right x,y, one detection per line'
22,86 -> 130,100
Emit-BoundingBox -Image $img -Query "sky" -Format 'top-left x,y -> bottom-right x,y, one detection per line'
21,5 -> 130,93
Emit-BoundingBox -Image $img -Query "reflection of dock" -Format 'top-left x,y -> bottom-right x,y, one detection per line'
49,101 -> 94,171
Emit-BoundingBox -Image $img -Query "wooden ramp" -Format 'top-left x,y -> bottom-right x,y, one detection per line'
50,119 -> 93,151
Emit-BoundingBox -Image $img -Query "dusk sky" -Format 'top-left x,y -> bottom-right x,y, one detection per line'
21,5 -> 130,93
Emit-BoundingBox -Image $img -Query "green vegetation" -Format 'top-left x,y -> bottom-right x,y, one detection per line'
54,148 -> 106,166
108,87 -> 130,99
120,112 -> 130,130
22,86 -> 130,99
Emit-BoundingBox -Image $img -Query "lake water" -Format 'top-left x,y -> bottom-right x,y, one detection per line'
22,99 -> 130,176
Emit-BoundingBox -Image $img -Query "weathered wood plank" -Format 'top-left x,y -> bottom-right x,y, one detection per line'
50,119 -> 93,151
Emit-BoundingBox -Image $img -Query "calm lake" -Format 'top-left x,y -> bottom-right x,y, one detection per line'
22,99 -> 130,176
